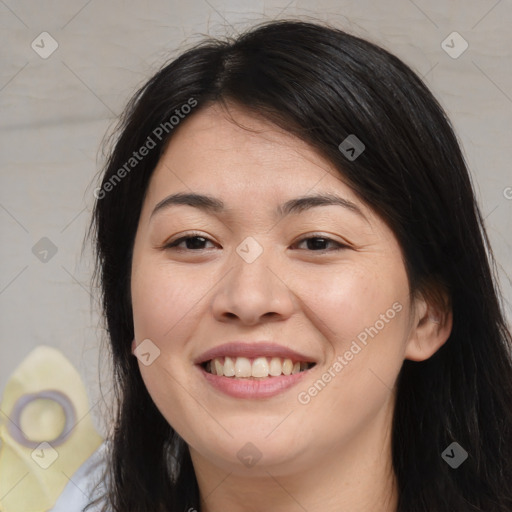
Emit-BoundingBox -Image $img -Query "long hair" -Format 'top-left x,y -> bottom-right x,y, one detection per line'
86,19 -> 512,511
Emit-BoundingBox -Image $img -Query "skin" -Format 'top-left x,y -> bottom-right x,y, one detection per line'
130,103 -> 452,512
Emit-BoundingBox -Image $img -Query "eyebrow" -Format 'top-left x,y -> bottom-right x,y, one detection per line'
150,192 -> 368,222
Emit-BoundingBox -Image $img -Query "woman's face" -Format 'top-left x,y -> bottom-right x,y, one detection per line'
130,103 -> 439,478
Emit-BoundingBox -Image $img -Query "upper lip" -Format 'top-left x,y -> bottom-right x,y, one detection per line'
194,342 -> 317,365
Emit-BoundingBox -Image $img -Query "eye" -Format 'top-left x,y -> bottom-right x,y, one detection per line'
292,235 -> 348,252
163,234 -> 217,251
161,233 -> 348,252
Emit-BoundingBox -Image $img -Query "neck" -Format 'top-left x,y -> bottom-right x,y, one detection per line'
189,396 -> 398,512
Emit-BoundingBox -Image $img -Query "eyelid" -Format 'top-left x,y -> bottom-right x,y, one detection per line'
292,233 -> 350,250
161,231 -> 217,249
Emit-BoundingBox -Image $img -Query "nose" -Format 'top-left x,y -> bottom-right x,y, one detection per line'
210,247 -> 296,326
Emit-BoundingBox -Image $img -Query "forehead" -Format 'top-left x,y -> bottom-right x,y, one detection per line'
165,102 -> 306,152
144,103 -> 370,214
160,103 -> 331,180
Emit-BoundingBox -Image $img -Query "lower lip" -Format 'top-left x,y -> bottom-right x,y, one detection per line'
198,365 -> 311,399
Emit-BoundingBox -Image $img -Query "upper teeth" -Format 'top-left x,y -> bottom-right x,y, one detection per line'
206,357 -> 312,378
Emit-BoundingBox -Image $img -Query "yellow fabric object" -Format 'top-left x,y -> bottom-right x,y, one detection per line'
0,346 -> 103,512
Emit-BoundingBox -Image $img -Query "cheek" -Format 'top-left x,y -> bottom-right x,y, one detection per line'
294,262 -> 409,352
130,260 -> 222,436
137,361 -> 207,447
130,262 -> 206,439
131,260 -> 212,343
292,264 -> 410,422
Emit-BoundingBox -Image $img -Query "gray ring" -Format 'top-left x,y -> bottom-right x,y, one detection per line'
8,389 -> 76,448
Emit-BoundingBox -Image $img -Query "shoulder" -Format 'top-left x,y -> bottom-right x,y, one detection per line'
49,443 -> 109,512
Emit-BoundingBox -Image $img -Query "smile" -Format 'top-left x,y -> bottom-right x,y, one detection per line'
195,341 -> 318,398
203,356 -> 315,378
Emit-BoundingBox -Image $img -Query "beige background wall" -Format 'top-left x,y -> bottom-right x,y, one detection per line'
1,0 -> 511,434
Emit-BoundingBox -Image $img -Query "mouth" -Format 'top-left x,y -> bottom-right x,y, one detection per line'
201,356 -> 316,378
195,342 -> 318,398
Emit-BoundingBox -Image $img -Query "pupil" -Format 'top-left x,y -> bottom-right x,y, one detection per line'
188,237 -> 206,249
308,238 -> 327,250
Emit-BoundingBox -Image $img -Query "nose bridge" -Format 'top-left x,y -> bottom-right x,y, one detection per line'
232,242 -> 274,291
211,239 -> 295,323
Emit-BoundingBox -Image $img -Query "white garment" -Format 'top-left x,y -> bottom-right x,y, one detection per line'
49,443 -> 108,512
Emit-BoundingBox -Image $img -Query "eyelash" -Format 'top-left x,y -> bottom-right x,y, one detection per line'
163,232 -> 348,252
